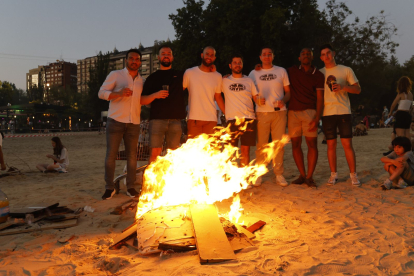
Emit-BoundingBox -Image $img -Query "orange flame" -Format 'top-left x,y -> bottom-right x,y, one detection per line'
136,119 -> 290,219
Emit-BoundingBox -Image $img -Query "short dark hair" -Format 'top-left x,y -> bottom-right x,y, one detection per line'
392,136 -> 412,152
126,49 -> 142,60
158,45 -> 172,55
229,54 -> 243,64
260,47 -> 274,55
320,43 -> 334,53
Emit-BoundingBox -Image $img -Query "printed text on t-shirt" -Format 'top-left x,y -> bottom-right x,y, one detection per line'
229,83 -> 246,92
259,74 -> 277,81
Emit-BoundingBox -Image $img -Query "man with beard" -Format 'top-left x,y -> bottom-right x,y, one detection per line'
141,46 -> 186,163
183,46 -> 223,138
218,54 -> 262,176
249,47 -> 291,187
319,44 -> 361,187
288,48 -> 325,188
98,49 -> 143,199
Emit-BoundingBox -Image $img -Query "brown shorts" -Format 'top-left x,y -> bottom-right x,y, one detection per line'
288,109 -> 317,138
187,119 -> 217,139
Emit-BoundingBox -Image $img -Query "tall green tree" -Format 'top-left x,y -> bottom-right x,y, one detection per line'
86,51 -> 110,119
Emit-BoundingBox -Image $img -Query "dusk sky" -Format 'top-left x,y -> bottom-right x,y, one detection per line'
1,0 -> 413,90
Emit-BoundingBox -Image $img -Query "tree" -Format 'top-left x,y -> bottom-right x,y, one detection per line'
86,51 -> 111,119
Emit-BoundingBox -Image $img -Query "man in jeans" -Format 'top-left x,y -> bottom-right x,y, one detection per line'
249,47 -> 291,187
98,49 -> 143,199
319,44 -> 361,186
141,46 -> 186,163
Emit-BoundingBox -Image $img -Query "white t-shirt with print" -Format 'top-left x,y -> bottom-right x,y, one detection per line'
320,65 -> 358,116
183,66 -> 222,122
221,75 -> 258,120
248,65 -> 290,112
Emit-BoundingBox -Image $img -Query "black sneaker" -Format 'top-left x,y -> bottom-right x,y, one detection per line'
126,188 -> 139,198
102,189 -> 116,200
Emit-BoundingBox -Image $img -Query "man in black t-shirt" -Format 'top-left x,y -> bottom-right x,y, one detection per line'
141,46 -> 186,163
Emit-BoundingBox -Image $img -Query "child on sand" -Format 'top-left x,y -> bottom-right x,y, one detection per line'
36,137 -> 69,173
380,136 -> 414,190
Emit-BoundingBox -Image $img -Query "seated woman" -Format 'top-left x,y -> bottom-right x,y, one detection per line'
36,137 -> 69,173
353,121 -> 368,136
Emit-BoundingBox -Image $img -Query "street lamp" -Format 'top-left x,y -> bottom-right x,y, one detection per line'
46,83 -> 50,103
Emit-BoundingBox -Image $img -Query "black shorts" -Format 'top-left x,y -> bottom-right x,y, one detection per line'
322,114 -> 353,140
227,119 -> 257,147
394,110 -> 411,129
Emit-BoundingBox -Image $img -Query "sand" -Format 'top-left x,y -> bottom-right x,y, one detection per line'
1,128 -> 414,275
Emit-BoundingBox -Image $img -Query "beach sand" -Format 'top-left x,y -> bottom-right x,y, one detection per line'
1,128 -> 414,275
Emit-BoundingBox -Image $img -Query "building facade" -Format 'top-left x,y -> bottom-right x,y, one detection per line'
26,61 -> 77,99
76,46 -> 159,93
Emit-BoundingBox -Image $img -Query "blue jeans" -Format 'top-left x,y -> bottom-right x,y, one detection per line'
149,119 -> 182,149
105,118 -> 140,190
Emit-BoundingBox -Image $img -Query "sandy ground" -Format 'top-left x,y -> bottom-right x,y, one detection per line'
1,128 -> 414,275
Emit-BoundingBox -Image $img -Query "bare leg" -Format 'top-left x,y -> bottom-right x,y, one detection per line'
149,148 -> 162,164
340,138 -> 356,173
326,139 -> 337,172
305,136 -> 318,179
291,136 -> 306,177
240,146 -> 250,167
386,164 -> 404,182
36,163 -> 49,172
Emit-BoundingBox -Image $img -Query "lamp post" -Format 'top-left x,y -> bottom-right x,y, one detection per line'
46,83 -> 50,103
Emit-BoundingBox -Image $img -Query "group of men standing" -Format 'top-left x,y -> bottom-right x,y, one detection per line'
98,43 -> 361,200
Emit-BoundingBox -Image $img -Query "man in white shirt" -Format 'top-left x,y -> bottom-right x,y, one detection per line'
249,47 -> 291,187
218,54 -> 262,171
98,49 -> 143,199
319,44 -> 361,187
183,46 -> 222,138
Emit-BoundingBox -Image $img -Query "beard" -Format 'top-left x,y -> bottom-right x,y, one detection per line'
202,58 -> 214,67
232,67 -> 242,74
127,63 -> 138,71
160,58 -> 172,67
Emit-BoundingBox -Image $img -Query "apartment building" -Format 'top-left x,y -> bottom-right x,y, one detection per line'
77,46 -> 159,93
26,61 -> 77,93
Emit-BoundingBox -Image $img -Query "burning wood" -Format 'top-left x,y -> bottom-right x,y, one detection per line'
133,120 -> 287,262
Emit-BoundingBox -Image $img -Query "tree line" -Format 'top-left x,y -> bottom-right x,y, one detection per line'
2,0 -> 413,120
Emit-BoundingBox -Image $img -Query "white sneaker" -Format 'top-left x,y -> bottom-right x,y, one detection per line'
276,175 -> 288,187
327,172 -> 338,186
381,179 -> 392,190
253,176 -> 262,187
350,172 -> 361,187
397,178 -> 407,189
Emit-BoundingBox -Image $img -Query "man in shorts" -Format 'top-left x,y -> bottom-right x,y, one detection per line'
319,44 -> 361,186
141,46 -> 186,163
217,54 -> 261,174
288,48 -> 325,188
249,47 -> 291,187
183,46 -> 223,138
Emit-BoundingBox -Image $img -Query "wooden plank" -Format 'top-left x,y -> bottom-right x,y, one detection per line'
235,224 -> 255,239
10,203 -> 59,218
0,218 -> 78,236
110,223 -> 137,248
246,220 -> 266,233
190,204 -> 236,263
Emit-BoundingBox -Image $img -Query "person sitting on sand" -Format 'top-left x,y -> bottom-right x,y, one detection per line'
0,131 -> 6,170
36,137 -> 69,173
380,136 -> 414,190
353,121 -> 368,136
